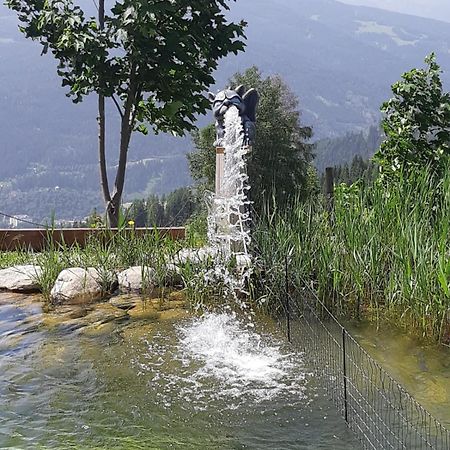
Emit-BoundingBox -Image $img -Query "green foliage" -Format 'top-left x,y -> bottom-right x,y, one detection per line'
128,187 -> 199,227
128,200 -> 145,227
86,208 -> 104,228
329,155 -> 378,186
6,0 -> 246,224
315,125 -> 382,173
187,124 -> 216,194
253,167 -> 450,343
232,67 -> 315,211
188,67 -> 314,213
0,251 -> 29,269
165,187 -> 197,226
375,54 -> 450,179
146,194 -> 166,226
185,211 -> 208,247
7,0 -> 246,134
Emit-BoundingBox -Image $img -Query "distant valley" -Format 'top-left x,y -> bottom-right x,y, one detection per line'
1,0 -> 450,221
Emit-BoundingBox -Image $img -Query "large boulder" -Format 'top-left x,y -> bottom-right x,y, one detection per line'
0,265 -> 42,292
117,266 -> 157,293
51,268 -> 104,304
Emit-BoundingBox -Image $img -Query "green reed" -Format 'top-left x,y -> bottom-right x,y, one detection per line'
253,169 -> 450,343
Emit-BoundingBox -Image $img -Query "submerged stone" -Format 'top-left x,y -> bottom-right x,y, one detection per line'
82,303 -> 128,325
109,294 -> 141,310
127,303 -> 161,321
42,302 -> 128,330
0,265 -> 42,292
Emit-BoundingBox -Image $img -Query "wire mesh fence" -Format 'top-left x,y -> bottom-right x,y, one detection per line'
281,291 -> 450,450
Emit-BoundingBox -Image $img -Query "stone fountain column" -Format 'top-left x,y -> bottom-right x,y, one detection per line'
208,86 -> 258,256
215,146 -> 225,196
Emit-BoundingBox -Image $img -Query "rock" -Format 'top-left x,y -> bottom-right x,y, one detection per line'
117,266 -> 157,293
0,265 -> 42,292
127,303 -> 161,321
50,268 -> 104,304
109,295 -> 141,310
82,303 -> 128,325
42,302 -> 127,331
163,263 -> 183,287
174,247 -> 218,265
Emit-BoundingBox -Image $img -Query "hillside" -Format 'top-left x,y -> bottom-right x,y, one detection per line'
1,0 -> 450,220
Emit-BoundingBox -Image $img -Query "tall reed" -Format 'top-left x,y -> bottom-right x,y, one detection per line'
253,169 -> 450,343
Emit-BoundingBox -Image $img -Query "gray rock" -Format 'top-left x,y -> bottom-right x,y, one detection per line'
109,295 -> 140,310
117,266 -> 157,293
163,263 -> 183,287
235,254 -> 252,269
174,247 -> 218,265
0,265 -> 42,292
51,268 -> 104,304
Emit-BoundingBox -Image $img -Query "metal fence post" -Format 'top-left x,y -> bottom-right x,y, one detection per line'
285,254 -> 291,343
342,327 -> 349,423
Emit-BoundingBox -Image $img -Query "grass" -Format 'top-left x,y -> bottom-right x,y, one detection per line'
0,226 -> 237,310
0,228 -> 188,302
253,169 -> 450,344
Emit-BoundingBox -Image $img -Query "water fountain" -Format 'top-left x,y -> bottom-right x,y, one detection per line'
207,85 -> 259,257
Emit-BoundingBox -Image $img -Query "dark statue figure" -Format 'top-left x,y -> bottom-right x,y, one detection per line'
209,85 -> 259,147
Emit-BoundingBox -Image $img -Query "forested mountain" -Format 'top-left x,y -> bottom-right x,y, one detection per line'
314,125 -> 382,172
1,0 -> 450,220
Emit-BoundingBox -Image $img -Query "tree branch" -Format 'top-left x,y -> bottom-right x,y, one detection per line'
111,94 -> 124,118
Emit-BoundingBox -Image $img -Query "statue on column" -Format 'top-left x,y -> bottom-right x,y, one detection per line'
209,85 -> 259,147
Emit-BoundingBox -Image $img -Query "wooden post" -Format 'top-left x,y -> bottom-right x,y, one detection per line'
325,167 -> 334,214
215,147 -> 225,196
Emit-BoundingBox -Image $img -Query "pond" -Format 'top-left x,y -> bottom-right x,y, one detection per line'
0,293 -> 360,449
348,320 -> 450,429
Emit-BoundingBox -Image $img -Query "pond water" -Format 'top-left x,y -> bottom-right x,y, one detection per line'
0,293 -> 359,450
348,321 -> 450,429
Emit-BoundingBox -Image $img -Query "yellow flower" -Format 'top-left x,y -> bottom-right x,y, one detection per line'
128,220 -> 135,226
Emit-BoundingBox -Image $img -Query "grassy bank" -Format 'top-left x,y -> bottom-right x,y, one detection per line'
0,224 -> 243,310
253,170 -> 450,344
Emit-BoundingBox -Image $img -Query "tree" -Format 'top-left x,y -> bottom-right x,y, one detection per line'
7,0 -> 246,226
374,53 -> 450,180
129,199 -> 146,227
187,124 -> 216,194
188,67 -> 314,213
165,187 -> 197,226
146,194 -> 165,226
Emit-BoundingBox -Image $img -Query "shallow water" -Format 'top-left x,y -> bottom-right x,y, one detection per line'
0,294 -> 359,449
348,321 -> 450,429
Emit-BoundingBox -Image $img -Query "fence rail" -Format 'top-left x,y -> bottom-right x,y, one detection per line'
0,227 -> 186,251
282,291 -> 450,450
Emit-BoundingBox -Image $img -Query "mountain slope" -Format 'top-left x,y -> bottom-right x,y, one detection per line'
1,0 -> 450,219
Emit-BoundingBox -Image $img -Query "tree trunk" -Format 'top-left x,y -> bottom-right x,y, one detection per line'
97,0 -> 112,225
98,94 -> 110,204
106,67 -> 138,227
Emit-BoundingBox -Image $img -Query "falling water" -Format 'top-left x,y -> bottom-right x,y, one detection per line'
208,106 -> 252,257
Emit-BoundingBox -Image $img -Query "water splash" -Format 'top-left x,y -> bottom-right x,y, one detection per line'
136,312 -> 307,411
179,313 -> 290,386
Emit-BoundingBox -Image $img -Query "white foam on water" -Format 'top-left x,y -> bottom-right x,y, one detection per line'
135,313 -> 307,411
177,312 -> 306,405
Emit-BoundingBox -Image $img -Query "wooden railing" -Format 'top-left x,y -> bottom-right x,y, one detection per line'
0,227 -> 186,251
